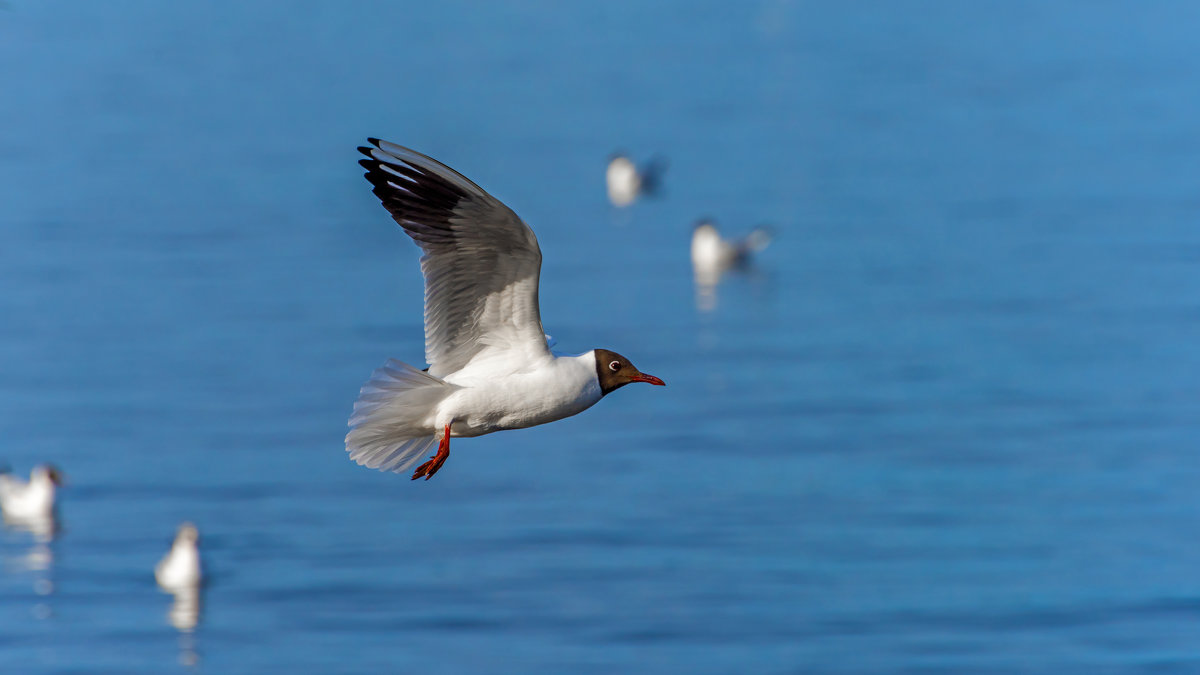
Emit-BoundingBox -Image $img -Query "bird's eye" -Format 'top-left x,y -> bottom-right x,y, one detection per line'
609,360 -> 621,372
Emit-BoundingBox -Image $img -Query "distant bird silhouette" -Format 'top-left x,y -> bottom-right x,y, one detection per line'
691,219 -> 772,274
0,464 -> 63,522
606,152 -> 668,207
691,219 -> 773,311
157,522 -> 203,641
156,522 -> 203,590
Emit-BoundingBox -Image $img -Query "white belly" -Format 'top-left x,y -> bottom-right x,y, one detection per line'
436,353 -> 602,437
0,481 -> 54,520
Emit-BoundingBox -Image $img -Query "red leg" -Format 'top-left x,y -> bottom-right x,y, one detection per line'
411,424 -> 451,481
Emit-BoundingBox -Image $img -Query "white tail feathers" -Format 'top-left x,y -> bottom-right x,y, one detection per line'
346,359 -> 453,473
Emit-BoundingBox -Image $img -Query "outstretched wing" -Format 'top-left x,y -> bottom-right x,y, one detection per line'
359,139 -> 550,377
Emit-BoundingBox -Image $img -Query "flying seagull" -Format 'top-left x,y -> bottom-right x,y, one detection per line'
347,139 -> 665,480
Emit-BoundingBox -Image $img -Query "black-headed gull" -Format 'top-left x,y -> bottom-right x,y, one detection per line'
348,139 -> 666,480
157,522 -> 203,639
0,464 -> 63,522
691,219 -> 773,311
606,152 -> 667,207
691,218 -> 773,274
156,522 -> 203,589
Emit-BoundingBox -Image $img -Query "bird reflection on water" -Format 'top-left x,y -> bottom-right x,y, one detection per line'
1,512 -> 59,621
166,584 -> 203,667
0,466 -> 65,623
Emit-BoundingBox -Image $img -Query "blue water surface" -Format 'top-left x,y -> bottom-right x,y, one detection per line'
2,2 -> 1200,673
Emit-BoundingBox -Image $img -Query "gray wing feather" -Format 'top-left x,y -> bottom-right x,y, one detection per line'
359,139 -> 549,377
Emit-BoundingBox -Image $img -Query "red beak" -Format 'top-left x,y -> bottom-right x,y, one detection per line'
630,372 -> 666,386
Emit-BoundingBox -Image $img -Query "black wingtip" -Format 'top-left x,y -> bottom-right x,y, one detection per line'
358,137 -> 383,158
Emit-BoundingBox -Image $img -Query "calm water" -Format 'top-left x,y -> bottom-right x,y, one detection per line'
2,2 -> 1200,673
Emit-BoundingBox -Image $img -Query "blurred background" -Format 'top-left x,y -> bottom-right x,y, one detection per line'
2,1 -> 1200,672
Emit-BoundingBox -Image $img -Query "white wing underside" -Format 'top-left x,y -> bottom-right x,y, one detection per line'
359,139 -> 551,378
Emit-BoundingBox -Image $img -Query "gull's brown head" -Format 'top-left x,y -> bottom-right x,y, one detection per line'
39,464 -> 65,487
594,349 -> 665,396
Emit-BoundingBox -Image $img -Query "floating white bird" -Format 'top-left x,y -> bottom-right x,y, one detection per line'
156,522 -> 203,590
691,219 -> 773,311
691,219 -> 773,275
605,152 -> 667,207
0,464 -> 63,522
347,139 -> 666,480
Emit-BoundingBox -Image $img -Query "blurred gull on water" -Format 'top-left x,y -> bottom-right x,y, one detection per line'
0,464 -> 64,526
156,521 -> 204,665
690,218 -> 773,311
605,151 -> 668,207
